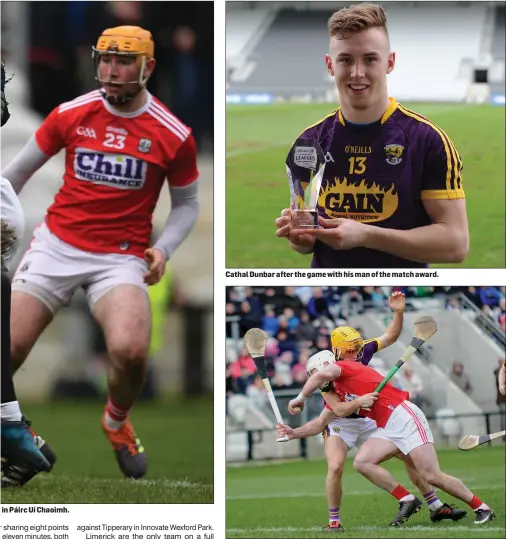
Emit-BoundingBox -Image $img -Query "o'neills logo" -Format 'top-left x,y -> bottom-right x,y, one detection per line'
294,146 -> 317,170
317,178 -> 398,222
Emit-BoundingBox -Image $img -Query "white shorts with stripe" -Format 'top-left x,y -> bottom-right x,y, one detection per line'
12,222 -> 148,314
369,400 -> 434,455
323,417 -> 378,449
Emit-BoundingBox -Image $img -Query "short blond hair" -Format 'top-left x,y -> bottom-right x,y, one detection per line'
328,3 -> 389,41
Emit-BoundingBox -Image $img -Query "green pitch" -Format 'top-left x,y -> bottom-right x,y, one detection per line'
1,399 -> 213,504
226,446 -> 505,538
226,103 -> 505,268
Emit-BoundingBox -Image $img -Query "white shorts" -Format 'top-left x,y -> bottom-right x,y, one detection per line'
12,222 -> 148,313
370,400 -> 434,455
323,417 -> 378,449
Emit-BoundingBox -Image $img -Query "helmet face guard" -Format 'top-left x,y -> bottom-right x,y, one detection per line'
330,326 -> 363,360
92,26 -> 154,105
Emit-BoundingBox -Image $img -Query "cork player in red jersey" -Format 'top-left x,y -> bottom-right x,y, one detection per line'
1,26 -> 199,486
289,360 -> 495,525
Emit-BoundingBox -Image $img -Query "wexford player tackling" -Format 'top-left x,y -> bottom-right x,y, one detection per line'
1,26 -> 199,486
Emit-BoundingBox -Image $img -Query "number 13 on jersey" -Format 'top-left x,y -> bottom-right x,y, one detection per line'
349,156 -> 367,174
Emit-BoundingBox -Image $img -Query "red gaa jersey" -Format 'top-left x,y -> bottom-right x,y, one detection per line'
322,338 -> 382,419
328,360 -> 410,428
35,90 -> 198,257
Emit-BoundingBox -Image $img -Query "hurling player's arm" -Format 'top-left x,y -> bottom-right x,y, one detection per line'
377,304 -> 404,349
153,135 -> 199,260
363,199 -> 468,263
498,363 -> 506,395
322,390 -> 363,418
1,106 -> 65,194
299,363 -> 342,399
362,130 -> 468,263
289,408 -> 336,439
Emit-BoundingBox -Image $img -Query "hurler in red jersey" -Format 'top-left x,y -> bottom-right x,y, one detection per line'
1,26 -> 199,486
289,359 -> 496,525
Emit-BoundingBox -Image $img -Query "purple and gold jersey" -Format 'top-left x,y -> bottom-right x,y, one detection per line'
298,98 -> 464,268
359,338 -> 381,366
321,338 -> 382,418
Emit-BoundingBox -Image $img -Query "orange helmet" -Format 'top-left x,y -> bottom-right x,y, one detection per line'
92,26 -> 155,104
330,326 -> 363,359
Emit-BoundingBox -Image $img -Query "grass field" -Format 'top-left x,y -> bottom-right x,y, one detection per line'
1,399 -> 213,504
226,103 -> 506,268
226,446 -> 506,538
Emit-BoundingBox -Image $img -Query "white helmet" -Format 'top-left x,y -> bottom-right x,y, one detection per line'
306,350 -> 335,377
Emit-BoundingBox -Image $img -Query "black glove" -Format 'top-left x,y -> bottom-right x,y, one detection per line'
1,60 -> 11,127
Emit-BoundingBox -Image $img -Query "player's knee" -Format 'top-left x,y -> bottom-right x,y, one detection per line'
328,460 -> 344,478
353,455 -> 369,474
108,339 -> 148,367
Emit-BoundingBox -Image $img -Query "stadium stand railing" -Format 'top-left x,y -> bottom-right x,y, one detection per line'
226,408 -> 504,463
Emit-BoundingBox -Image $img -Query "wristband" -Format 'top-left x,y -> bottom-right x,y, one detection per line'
296,393 -> 307,403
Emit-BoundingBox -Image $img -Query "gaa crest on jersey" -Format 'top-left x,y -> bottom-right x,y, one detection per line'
384,144 -> 404,165
137,138 -> 152,153
74,147 -> 147,190
331,426 -> 341,433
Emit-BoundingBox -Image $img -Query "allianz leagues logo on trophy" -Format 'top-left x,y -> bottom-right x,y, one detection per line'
286,138 -> 326,229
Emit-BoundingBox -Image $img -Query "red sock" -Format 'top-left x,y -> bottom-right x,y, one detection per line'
391,484 -> 411,501
106,397 -> 130,423
468,495 -> 483,510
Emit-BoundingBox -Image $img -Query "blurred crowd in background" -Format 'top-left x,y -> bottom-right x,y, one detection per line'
448,286 -> 506,331
1,0 -> 214,150
225,286 -> 505,421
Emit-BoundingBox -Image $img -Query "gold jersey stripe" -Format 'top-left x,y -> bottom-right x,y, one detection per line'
397,105 -> 464,199
421,189 -> 465,200
337,97 -> 398,126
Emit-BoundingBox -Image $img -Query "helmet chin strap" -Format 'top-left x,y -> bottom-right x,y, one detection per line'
96,56 -> 149,105
99,83 -> 143,105
95,77 -> 144,105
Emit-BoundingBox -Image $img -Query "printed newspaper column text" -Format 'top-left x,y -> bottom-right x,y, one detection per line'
0,523 -> 70,539
76,524 -> 214,539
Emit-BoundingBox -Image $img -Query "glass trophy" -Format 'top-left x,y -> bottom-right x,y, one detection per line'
285,138 -> 326,229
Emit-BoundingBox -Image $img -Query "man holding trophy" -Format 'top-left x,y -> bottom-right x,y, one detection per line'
275,3 -> 469,268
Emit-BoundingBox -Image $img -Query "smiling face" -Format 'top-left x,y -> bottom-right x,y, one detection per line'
325,3 -> 395,122
326,26 -> 394,116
